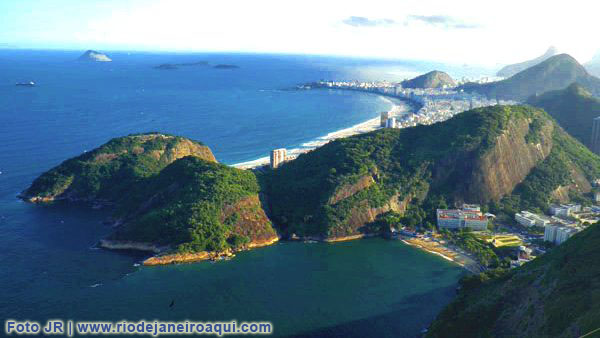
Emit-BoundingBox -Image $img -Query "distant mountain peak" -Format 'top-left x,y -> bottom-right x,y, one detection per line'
584,49 -> 600,77
461,53 -> 600,101
545,45 -> 559,55
497,46 -> 559,77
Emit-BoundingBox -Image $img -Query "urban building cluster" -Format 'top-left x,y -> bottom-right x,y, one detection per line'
515,211 -> 552,227
544,224 -> 582,245
391,88 -> 515,128
304,80 -> 516,130
436,204 -> 490,231
514,203 -> 599,246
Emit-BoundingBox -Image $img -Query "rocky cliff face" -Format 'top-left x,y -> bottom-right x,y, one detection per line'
331,193 -> 412,238
461,117 -> 554,202
327,174 -> 375,205
221,195 -> 279,244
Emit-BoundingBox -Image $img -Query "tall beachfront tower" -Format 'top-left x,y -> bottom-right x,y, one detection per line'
385,117 -> 397,128
592,116 -> 600,155
380,112 -> 390,127
270,148 -> 287,169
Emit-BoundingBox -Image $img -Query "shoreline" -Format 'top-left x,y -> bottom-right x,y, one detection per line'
233,95 -> 412,169
399,236 -> 484,274
101,232 -> 484,272
142,236 -> 280,266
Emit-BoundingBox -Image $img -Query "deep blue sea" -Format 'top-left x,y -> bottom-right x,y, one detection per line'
0,50 -> 488,337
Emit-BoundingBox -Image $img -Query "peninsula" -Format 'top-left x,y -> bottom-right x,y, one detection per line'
22,106 -> 600,268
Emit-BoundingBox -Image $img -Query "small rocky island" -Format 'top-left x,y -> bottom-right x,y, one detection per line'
78,50 -> 112,62
154,61 -> 209,70
213,64 -> 239,69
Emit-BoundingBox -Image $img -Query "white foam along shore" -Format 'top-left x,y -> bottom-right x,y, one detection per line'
233,96 -> 411,169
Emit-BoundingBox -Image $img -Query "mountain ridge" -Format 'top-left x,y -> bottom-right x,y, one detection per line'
22,106 -> 600,264
497,46 -> 558,77
461,54 -> 600,101
528,83 -> 600,150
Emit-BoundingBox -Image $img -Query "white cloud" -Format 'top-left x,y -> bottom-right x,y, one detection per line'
2,0 -> 600,66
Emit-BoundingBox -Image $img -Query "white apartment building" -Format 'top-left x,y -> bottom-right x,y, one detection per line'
549,204 -> 581,217
544,224 -> 583,245
270,148 -> 287,169
515,211 -> 551,227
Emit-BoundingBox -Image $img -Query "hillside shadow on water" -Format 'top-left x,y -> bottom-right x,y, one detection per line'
286,284 -> 458,338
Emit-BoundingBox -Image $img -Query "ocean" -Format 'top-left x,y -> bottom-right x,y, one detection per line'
0,50 -> 487,336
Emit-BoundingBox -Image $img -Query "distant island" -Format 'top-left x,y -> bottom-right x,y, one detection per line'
152,62 -> 239,70
213,64 -> 239,69
154,61 -> 209,70
78,50 -> 112,62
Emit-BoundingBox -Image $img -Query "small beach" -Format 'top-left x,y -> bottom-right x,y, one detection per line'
400,236 -> 484,274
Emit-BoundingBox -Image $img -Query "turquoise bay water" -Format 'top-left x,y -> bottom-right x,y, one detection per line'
0,50 -> 473,337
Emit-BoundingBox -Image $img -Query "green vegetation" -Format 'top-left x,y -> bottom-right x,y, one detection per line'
266,105 -> 596,238
460,54 -> 600,101
427,222 -> 600,337
493,124 -> 600,215
111,156 -> 276,253
24,105 -> 600,256
401,70 -> 456,89
22,133 -> 277,254
441,230 -> 500,267
22,133 -> 215,202
528,83 -> 600,149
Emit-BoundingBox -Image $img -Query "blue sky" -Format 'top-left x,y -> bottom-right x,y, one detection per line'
1,0 -> 598,66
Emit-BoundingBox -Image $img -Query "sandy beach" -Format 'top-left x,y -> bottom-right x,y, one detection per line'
233,96 -> 411,169
401,236 -> 484,274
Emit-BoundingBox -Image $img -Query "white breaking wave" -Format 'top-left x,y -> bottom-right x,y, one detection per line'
233,97 -> 410,169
